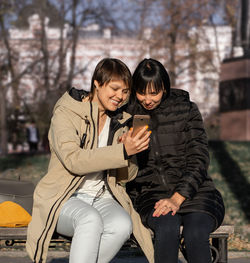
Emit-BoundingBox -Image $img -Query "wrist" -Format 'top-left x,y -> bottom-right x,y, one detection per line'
171,192 -> 185,206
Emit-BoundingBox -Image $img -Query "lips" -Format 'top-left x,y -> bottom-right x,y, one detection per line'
144,104 -> 153,109
110,99 -> 121,106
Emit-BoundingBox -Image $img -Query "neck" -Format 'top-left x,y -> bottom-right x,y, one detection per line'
99,109 -> 107,119
92,92 -> 106,116
98,110 -> 107,135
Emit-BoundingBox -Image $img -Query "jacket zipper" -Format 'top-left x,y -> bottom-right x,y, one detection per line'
90,101 -> 95,149
80,118 -> 90,148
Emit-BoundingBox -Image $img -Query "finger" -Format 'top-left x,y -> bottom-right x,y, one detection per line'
154,205 -> 167,216
153,206 -> 163,217
153,209 -> 161,217
162,209 -> 172,216
118,135 -> 125,143
154,200 -> 165,209
132,141 -> 149,154
154,202 -> 160,209
122,129 -> 131,139
128,127 -> 133,136
171,210 -> 176,216
154,206 -> 171,217
120,133 -> 127,143
155,200 -> 164,208
137,146 -> 149,153
132,130 -> 150,147
133,125 -> 149,139
139,130 -> 151,142
136,138 -> 150,152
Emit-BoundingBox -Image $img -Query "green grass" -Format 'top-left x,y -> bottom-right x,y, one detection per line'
0,141 -> 250,249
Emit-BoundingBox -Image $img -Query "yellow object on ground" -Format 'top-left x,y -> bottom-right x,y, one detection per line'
0,201 -> 31,227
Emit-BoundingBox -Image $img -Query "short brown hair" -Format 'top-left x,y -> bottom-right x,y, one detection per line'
89,58 -> 132,101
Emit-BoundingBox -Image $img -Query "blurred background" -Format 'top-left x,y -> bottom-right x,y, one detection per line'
0,0 -> 249,253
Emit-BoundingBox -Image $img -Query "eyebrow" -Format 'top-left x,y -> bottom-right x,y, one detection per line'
110,84 -> 128,90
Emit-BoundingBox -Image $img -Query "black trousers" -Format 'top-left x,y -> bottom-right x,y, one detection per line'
28,142 -> 38,151
147,211 -> 215,263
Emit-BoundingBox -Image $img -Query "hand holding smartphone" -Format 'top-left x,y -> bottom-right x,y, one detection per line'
132,115 -> 150,137
121,114 -> 151,155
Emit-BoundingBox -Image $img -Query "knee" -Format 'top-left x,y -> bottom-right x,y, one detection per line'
183,225 -> 210,244
153,218 -> 180,239
74,208 -> 103,233
110,214 -> 133,240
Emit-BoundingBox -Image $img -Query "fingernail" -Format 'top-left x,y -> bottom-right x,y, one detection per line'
149,131 -> 152,134
130,127 -> 133,131
145,125 -> 149,129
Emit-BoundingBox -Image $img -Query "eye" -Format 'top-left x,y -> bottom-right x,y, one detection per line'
150,90 -> 161,95
123,89 -> 129,94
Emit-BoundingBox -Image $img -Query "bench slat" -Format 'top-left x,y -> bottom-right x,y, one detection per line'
0,225 -> 234,240
211,225 -> 234,235
0,227 -> 27,239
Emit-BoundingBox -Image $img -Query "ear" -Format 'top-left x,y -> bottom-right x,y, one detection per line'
94,80 -> 100,89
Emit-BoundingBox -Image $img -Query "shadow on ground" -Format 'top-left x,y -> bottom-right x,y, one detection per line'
209,141 -> 250,221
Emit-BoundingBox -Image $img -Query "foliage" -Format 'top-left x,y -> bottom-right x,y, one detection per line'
0,0 -> 135,155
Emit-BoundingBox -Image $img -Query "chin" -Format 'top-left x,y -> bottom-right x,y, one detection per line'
144,106 -> 154,110
107,105 -> 118,111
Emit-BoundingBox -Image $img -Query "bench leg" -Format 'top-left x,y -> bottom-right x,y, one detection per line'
212,237 -> 228,263
180,236 -> 229,263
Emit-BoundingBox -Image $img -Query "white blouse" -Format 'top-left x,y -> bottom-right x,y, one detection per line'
76,116 -> 113,198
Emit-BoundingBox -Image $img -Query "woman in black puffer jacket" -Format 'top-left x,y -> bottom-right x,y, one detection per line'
126,58 -> 225,263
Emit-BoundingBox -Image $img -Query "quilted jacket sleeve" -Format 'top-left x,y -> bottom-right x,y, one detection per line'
175,102 -> 210,199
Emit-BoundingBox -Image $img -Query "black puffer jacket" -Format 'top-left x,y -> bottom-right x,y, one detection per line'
126,89 -> 225,230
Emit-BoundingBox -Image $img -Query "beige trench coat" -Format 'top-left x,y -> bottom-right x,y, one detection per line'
26,92 -> 154,263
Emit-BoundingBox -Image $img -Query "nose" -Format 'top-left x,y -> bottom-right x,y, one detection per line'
116,90 -> 123,100
144,95 -> 152,104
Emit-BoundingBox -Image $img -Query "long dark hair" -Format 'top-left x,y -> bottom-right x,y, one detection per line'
89,58 -> 132,101
131,58 -> 170,99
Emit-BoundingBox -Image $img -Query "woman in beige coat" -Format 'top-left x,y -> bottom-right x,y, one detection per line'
26,58 -> 154,263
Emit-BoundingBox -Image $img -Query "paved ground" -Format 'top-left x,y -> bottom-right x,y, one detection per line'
0,249 -> 249,263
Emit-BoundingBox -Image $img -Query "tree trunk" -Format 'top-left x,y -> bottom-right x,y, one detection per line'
0,85 -> 8,156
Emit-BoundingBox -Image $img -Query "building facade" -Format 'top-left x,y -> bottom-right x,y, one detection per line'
6,14 -> 232,119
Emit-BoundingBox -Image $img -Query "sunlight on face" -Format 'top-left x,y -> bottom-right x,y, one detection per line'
93,79 -> 129,112
136,85 -> 164,110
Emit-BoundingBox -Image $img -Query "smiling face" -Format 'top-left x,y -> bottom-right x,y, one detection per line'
131,58 -> 171,111
136,85 -> 164,110
93,79 -> 129,112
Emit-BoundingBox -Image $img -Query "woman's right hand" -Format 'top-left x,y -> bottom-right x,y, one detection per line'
120,126 -> 151,156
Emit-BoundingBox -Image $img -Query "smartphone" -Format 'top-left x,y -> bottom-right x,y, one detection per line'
132,115 -> 150,136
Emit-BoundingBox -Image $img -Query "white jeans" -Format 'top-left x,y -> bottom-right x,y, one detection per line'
56,193 -> 132,263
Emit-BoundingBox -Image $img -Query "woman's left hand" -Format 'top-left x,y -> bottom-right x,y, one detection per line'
153,192 -> 185,217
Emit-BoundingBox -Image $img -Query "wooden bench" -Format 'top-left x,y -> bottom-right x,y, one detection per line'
180,225 -> 234,263
0,225 -> 234,263
0,227 -> 71,251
